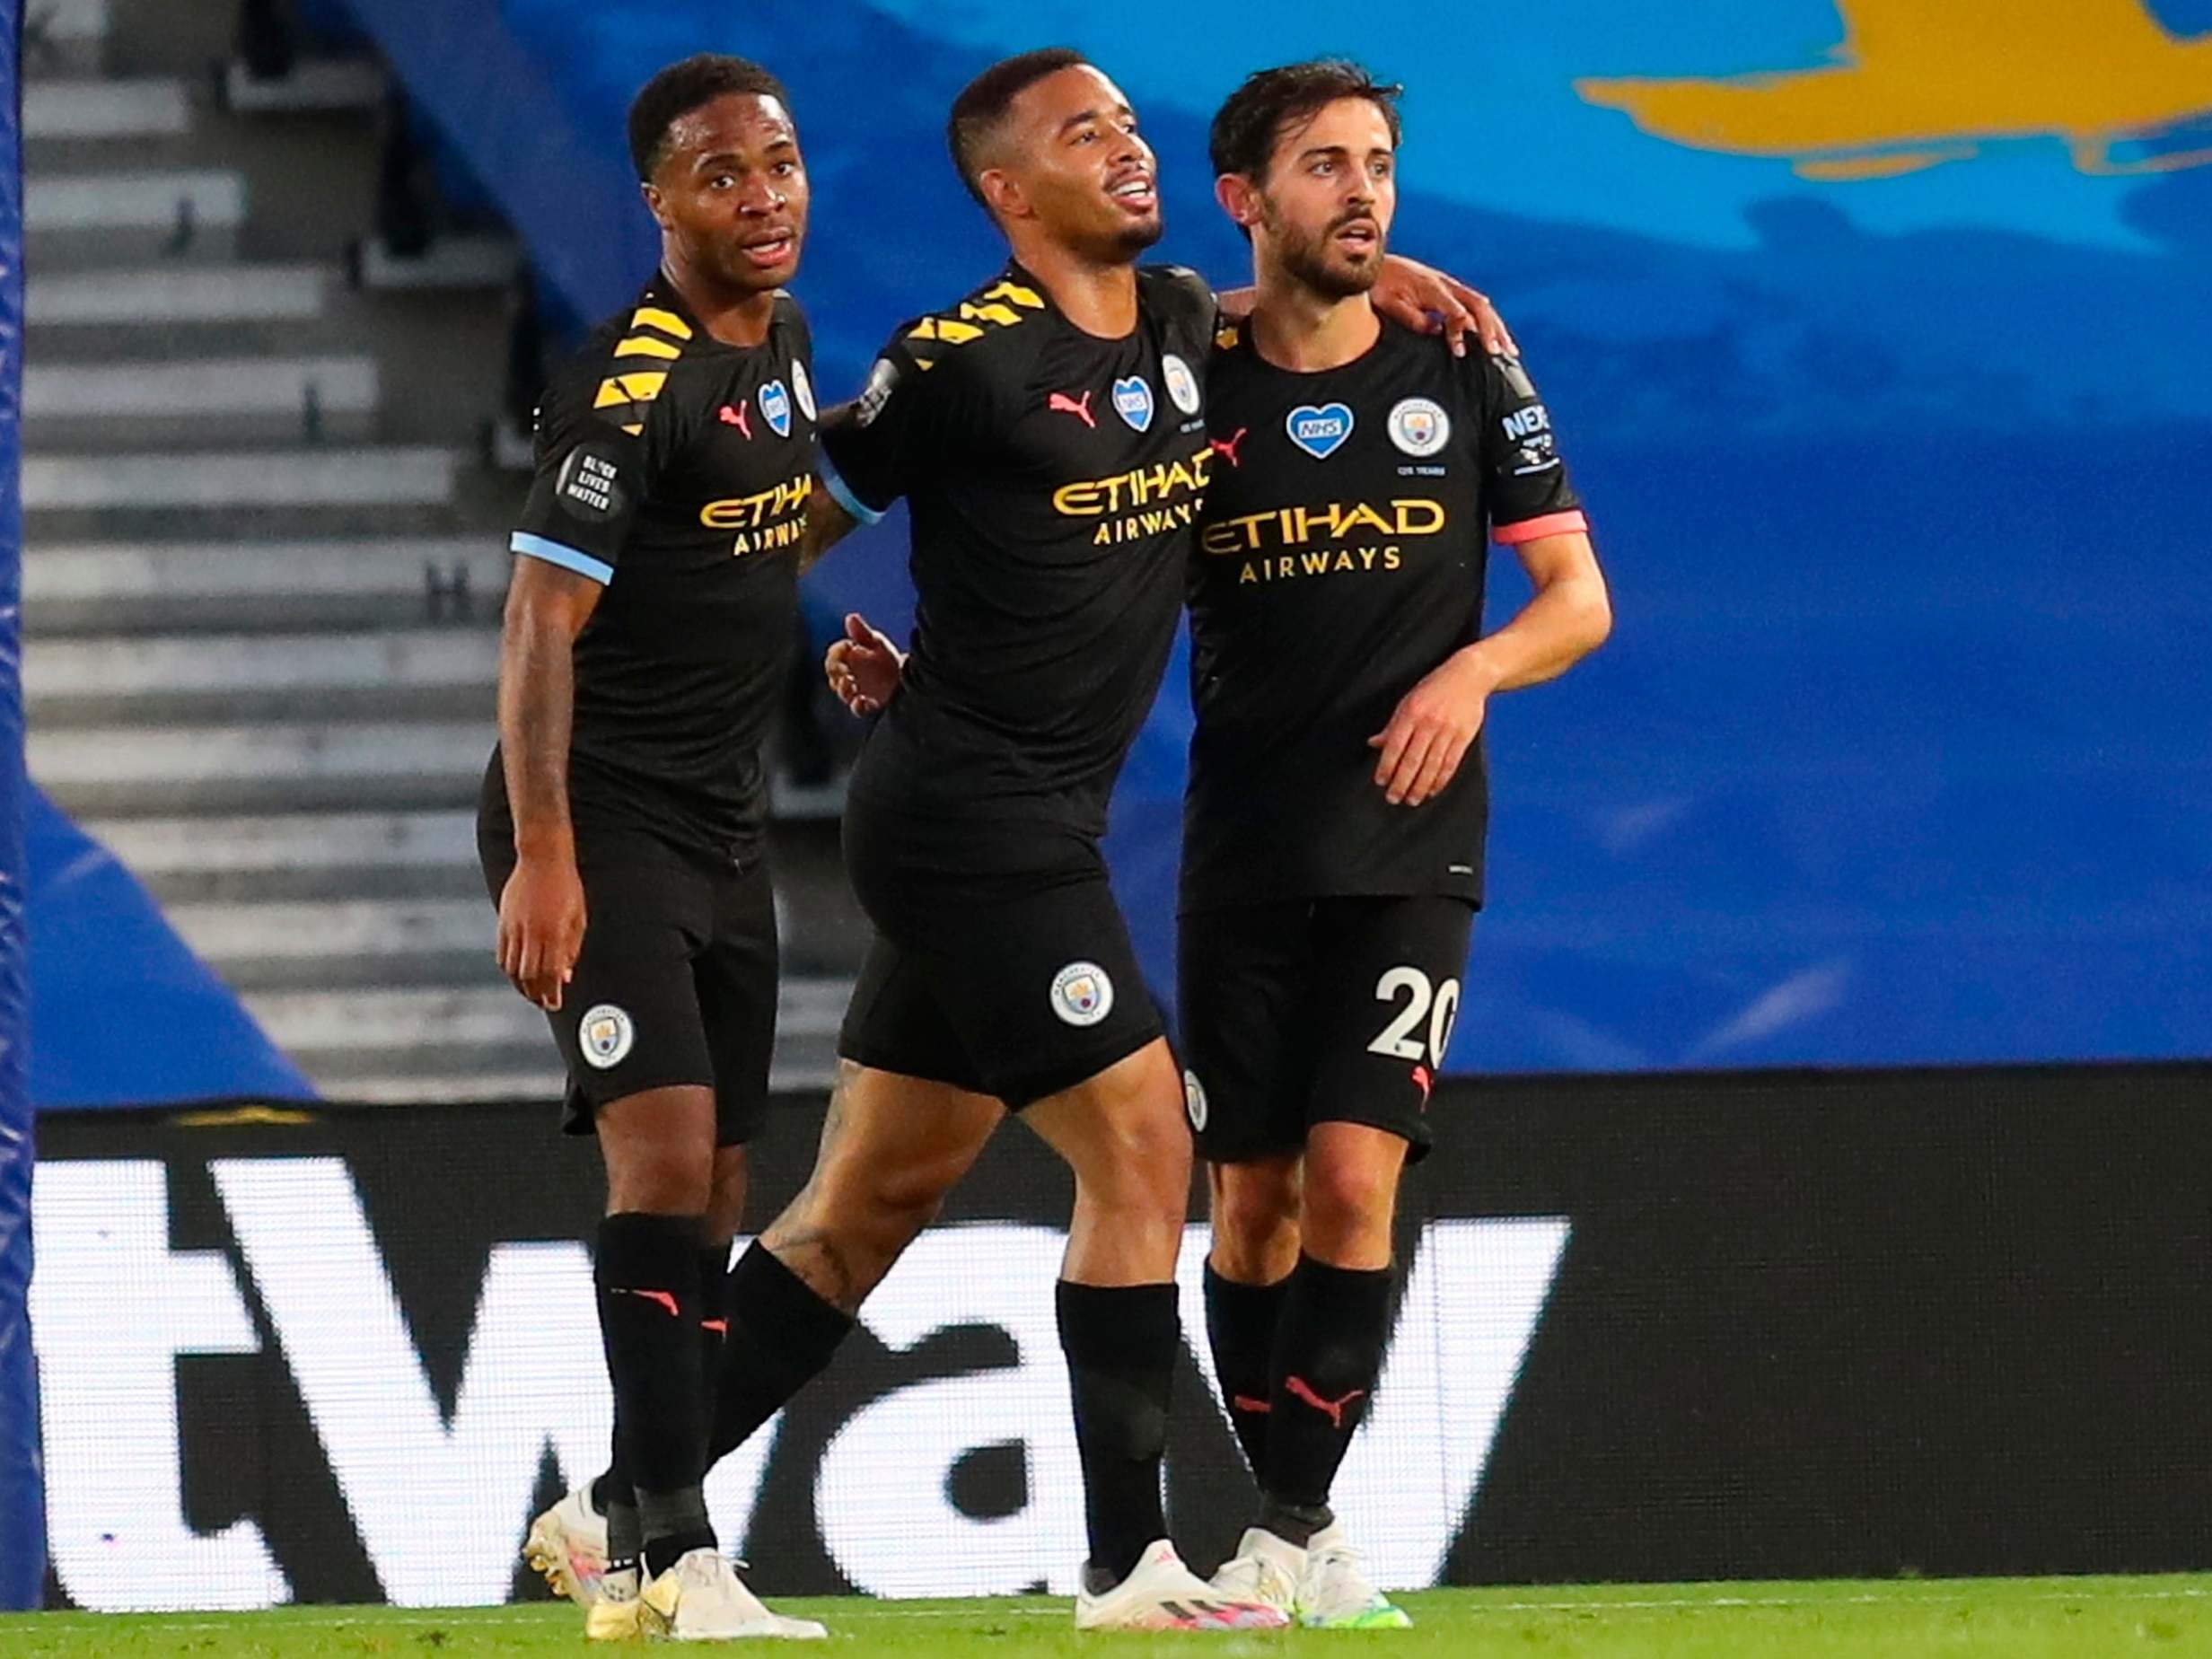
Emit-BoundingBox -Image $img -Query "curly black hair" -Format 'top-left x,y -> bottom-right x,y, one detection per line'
628,54 -> 793,183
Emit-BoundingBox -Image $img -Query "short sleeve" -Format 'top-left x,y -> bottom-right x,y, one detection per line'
816,326 -> 1004,524
1473,351 -> 1589,546
1146,263 -> 1220,342
509,364 -> 660,585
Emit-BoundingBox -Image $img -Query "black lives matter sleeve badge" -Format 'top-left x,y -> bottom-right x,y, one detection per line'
556,443 -> 626,522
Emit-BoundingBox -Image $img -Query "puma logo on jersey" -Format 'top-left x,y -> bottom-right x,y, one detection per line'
1209,427 -> 1249,468
719,402 -> 751,436
1049,390 -> 1097,428
1286,1374 -> 1368,1429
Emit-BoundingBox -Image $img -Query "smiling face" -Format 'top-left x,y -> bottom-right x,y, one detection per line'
643,91 -> 809,294
1232,94 -> 1397,300
979,64 -> 1163,262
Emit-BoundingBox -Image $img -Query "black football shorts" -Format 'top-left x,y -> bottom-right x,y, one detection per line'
478,807 -> 777,1147
1178,894 -> 1474,1164
837,796 -> 1164,1109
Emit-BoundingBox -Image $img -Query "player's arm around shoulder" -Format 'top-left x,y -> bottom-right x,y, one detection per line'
797,455 -> 859,574
813,302 -> 1016,532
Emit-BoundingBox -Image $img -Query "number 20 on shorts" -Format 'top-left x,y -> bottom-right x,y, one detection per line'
1367,966 -> 1462,1069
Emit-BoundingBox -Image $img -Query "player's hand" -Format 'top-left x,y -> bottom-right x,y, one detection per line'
825,611 -> 905,716
496,855 -> 586,1011
1372,256 -> 1517,358
1368,650 -> 1498,806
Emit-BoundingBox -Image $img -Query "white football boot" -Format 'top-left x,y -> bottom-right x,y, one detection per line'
584,1566 -> 644,1642
1297,1522 -> 1412,1628
522,1482 -> 611,1606
638,1548 -> 829,1641
1207,1525 -> 1304,1619
1074,1538 -> 1291,1631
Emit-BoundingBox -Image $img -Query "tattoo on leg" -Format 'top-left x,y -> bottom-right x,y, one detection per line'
812,1075 -> 851,1160
762,1223 -> 866,1315
755,1069 -> 954,1317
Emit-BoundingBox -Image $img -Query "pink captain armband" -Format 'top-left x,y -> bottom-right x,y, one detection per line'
1494,510 -> 1589,545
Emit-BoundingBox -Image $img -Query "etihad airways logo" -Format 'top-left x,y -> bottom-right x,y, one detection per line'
1053,444 -> 1212,547
1201,497 -> 1447,556
698,471 -> 812,555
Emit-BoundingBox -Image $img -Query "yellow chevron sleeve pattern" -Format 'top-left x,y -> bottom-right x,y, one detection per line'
593,304 -> 693,434
903,278 -> 1046,370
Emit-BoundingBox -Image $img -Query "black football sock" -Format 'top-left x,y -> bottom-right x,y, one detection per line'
1203,1262 -> 1293,1479
1057,1280 -> 1178,1588
698,1242 -> 732,1395
1260,1255 -> 1394,1546
637,1489 -> 714,1579
595,1426 -> 641,1576
589,1456 -> 622,1518
707,1242 -> 856,1463
596,1213 -> 715,1577
604,1488 -> 642,1579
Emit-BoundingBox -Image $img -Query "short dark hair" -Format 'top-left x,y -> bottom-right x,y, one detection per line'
946,47 -> 1089,208
1207,59 -> 1403,184
628,54 -> 793,183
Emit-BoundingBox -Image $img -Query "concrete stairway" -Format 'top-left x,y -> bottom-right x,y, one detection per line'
20,3 -> 847,1102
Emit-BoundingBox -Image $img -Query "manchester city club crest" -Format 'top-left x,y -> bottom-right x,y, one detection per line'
1050,961 -> 1115,1027
1111,375 -> 1154,432
579,1004 -> 635,1069
792,359 -> 816,422
759,379 -> 794,438
1389,397 -> 1451,458
1162,353 -> 1201,416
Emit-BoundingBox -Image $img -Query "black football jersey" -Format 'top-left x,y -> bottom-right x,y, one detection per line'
818,262 -> 1217,835
499,276 -> 815,861
1181,318 -> 1587,910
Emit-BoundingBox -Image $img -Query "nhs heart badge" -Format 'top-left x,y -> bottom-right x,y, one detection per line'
1112,375 -> 1154,432
759,379 -> 793,438
1286,401 -> 1354,459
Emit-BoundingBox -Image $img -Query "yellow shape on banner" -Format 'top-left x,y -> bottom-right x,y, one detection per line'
1577,0 -> 2212,178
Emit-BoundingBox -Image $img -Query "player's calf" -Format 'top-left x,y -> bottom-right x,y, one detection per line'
707,1066 -> 997,1469
1030,1042 -> 1202,1588
1203,1154 -> 1304,1476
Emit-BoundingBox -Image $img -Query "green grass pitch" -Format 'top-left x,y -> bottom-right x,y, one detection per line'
4,1577 -> 2211,1656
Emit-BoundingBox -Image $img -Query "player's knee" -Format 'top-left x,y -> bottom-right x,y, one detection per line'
1090,1110 -> 1194,1220
596,1086 -> 717,1214
1300,1149 -> 1401,1260
703,1145 -> 749,1243
604,1150 -> 713,1216
865,1156 -> 962,1237
796,1151 -> 959,1263
1208,1160 -> 1302,1267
